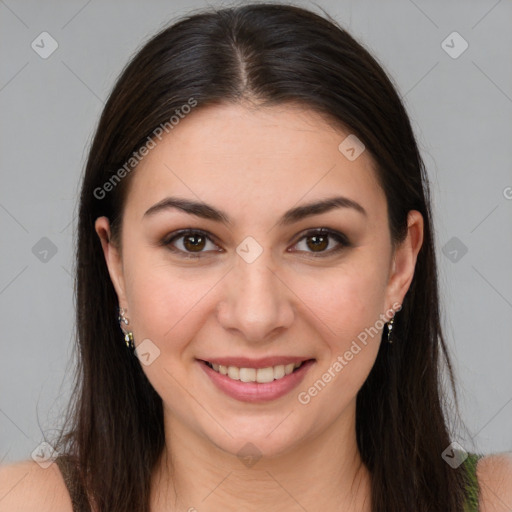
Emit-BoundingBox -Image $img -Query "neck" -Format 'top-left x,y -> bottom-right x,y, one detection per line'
151,400 -> 371,512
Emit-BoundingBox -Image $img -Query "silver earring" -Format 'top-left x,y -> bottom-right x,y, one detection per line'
387,316 -> 394,344
118,307 -> 135,349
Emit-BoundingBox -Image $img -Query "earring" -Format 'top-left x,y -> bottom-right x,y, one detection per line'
118,307 -> 135,350
387,316 -> 394,344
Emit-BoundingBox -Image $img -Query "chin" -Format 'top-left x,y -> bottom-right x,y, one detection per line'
202,418 -> 309,463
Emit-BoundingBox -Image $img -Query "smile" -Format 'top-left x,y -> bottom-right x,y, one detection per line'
204,361 -> 304,383
198,358 -> 316,403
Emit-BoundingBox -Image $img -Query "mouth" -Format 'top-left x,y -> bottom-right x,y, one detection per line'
197,357 -> 316,403
201,359 -> 312,383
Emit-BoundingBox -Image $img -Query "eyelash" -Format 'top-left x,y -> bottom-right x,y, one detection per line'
160,228 -> 351,259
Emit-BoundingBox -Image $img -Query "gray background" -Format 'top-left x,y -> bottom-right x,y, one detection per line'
1,0 -> 511,465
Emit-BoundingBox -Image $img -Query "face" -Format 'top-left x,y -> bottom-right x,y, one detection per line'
96,102 -> 423,459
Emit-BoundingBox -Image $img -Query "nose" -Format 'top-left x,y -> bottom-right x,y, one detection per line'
216,250 -> 295,344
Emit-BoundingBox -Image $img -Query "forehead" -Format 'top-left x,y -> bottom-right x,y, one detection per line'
124,103 -> 384,223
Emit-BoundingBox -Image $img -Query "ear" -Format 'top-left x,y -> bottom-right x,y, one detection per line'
95,216 -> 127,306
385,210 -> 424,307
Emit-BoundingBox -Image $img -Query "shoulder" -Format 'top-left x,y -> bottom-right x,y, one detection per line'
476,452 -> 512,512
0,459 -> 73,512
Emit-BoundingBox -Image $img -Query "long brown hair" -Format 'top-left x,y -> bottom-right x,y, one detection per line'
52,3 -> 474,510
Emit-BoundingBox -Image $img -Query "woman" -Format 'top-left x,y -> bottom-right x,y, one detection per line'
1,3 -> 511,511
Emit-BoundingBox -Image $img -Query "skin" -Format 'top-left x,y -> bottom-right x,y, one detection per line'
95,102 -> 424,511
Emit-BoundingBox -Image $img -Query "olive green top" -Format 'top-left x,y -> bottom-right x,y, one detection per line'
55,452 -> 482,511
463,452 -> 483,512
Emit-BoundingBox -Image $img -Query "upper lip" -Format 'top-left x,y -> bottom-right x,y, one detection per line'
198,356 -> 314,369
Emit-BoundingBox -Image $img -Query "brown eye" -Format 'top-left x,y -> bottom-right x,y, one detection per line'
182,233 -> 206,252
162,229 -> 220,258
305,233 -> 329,252
292,228 -> 350,257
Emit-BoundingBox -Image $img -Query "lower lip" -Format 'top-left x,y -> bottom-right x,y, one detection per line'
198,359 -> 315,403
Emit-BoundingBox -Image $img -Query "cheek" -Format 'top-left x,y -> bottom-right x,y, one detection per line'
301,257 -> 390,342
121,254 -> 221,402
295,276 -> 386,418
294,253 -> 390,398
121,245 -> 222,352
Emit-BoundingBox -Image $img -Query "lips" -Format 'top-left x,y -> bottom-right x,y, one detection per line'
198,358 -> 316,403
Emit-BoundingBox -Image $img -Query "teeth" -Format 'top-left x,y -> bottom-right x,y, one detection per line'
207,361 -> 306,383
274,365 -> 285,379
240,367 -> 256,382
227,366 -> 239,380
256,367 -> 274,383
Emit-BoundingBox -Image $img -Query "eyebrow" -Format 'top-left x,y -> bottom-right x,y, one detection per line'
143,195 -> 367,226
